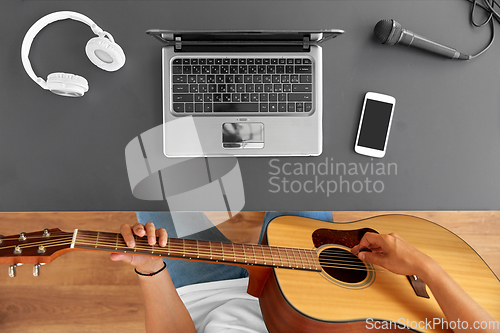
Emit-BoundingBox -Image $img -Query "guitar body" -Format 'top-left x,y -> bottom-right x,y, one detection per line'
258,215 -> 500,333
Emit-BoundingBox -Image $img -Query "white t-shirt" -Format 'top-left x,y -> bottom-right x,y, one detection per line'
177,278 -> 268,333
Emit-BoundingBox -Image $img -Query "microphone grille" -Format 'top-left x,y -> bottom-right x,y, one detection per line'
374,19 -> 402,45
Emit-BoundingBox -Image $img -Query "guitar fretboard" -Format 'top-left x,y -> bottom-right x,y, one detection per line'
72,230 -> 322,271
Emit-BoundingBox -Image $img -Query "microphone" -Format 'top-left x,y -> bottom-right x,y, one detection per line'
373,19 -> 471,60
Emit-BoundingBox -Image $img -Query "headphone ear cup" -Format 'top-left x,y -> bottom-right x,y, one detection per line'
86,37 -> 126,72
46,73 -> 89,97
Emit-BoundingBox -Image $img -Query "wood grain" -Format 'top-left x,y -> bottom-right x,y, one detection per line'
266,215 -> 500,332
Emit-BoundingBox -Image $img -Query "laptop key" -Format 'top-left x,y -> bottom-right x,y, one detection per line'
214,103 -> 259,112
173,75 -> 187,83
288,93 -> 312,101
173,84 -> 189,93
204,103 -> 213,112
173,94 -> 193,102
295,65 -> 312,74
173,66 -> 183,74
300,75 -> 312,83
292,84 -> 312,92
173,103 -> 184,112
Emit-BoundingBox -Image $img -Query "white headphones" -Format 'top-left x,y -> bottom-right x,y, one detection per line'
21,11 -> 126,97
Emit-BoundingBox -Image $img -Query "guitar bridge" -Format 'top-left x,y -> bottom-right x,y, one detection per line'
407,275 -> 430,298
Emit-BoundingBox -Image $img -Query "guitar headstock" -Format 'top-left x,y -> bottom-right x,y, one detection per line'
0,228 -> 74,277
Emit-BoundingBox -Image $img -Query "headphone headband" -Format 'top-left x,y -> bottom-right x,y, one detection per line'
21,11 -> 112,90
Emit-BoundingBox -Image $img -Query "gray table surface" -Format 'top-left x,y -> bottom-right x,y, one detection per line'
1,0 -> 499,212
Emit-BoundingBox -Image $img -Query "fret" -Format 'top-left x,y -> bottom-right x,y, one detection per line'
232,243 -> 236,262
270,246 -> 278,267
255,245 -> 265,265
95,232 -> 100,249
167,237 -> 170,255
115,233 -> 119,251
261,245 -> 271,266
197,240 -> 211,260
232,243 -> 242,263
241,244 -> 247,263
295,248 -> 305,269
213,242 -> 224,261
290,248 -> 298,268
134,235 -> 137,252
277,247 -> 285,267
243,244 -> 254,264
309,250 -> 321,270
251,245 -> 257,264
182,239 -> 186,257
196,240 -> 199,259
184,239 -> 196,258
304,250 -> 313,269
284,248 -> 292,268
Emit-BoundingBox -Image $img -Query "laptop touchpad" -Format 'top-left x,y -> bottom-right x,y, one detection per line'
222,122 -> 264,149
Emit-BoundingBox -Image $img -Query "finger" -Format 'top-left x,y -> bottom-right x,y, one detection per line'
157,228 -> 168,247
120,224 -> 136,248
132,223 -> 146,237
110,252 -> 133,264
144,222 -> 157,245
358,251 -> 386,267
358,232 -> 384,250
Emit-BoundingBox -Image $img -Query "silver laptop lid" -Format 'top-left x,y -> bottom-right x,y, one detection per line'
146,30 -> 344,50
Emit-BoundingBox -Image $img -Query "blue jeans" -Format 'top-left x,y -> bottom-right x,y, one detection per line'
136,211 -> 333,288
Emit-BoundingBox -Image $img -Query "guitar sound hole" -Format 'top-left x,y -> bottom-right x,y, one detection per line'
319,248 -> 367,284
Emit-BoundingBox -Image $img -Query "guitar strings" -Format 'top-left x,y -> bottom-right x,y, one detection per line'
3,233 -> 389,273
4,234 -> 370,266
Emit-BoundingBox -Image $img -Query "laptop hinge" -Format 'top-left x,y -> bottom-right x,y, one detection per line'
303,36 -> 310,50
175,36 -> 182,50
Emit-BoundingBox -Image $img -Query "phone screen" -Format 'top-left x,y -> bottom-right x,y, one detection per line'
357,99 -> 394,151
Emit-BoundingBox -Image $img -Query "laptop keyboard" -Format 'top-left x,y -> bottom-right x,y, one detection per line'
171,56 -> 314,115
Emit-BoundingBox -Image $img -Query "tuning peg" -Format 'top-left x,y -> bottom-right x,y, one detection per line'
0,235 -> 3,244
33,264 -> 41,277
13,245 -> 22,254
42,229 -> 51,237
8,265 -> 17,278
18,232 -> 27,241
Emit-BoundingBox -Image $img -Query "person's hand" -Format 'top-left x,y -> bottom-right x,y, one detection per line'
351,232 -> 438,279
110,222 -> 168,274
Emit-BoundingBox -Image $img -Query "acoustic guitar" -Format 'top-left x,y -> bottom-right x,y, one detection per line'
1,215 -> 499,332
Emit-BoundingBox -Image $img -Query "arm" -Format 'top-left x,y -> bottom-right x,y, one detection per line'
351,233 -> 498,333
110,222 -> 196,333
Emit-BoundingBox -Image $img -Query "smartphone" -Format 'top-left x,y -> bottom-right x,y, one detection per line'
354,92 -> 396,158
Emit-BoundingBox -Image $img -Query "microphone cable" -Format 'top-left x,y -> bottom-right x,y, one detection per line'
466,0 -> 500,58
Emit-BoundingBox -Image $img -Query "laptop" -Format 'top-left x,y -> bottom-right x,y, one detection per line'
146,30 -> 344,157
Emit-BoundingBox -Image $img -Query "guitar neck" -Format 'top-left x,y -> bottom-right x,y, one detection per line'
72,230 -> 322,272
